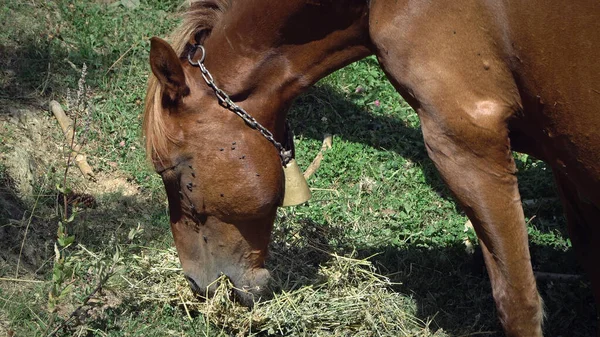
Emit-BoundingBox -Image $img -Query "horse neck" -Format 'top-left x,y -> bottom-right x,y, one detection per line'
200,0 -> 372,123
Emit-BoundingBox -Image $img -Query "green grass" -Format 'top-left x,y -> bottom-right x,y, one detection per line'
0,1 -> 596,336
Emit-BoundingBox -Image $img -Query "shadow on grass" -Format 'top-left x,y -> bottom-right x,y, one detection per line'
354,244 -> 596,337
0,184 -> 169,277
0,35 -> 96,105
0,2 -> 153,107
289,84 -> 566,232
290,84 -> 445,195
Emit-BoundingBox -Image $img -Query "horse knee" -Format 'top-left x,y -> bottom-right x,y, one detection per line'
419,99 -> 518,169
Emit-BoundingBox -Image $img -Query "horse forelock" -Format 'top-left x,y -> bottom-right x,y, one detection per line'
143,0 -> 231,166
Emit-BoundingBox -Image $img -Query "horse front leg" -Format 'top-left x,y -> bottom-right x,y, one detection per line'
418,102 -> 543,336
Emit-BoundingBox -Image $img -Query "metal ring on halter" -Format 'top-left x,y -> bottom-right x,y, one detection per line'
187,44 -> 206,65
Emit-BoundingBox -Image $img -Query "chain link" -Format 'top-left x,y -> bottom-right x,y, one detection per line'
188,44 -> 292,165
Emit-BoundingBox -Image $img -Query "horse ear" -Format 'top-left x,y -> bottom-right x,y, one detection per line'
149,37 -> 190,103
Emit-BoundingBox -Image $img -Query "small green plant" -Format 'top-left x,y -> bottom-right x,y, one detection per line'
45,65 -> 90,334
47,62 -> 89,307
47,193 -> 76,314
44,63 -> 121,336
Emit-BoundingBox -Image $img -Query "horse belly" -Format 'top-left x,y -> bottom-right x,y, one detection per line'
506,0 -> 600,205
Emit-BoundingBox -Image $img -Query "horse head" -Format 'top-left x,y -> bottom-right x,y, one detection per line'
146,37 -> 287,304
144,0 -> 370,305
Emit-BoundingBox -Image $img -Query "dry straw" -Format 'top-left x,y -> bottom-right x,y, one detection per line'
125,243 -> 446,336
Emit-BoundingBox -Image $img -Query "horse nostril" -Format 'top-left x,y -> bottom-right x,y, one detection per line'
185,275 -> 201,292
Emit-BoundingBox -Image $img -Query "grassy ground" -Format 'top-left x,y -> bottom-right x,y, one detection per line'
0,1 -> 596,336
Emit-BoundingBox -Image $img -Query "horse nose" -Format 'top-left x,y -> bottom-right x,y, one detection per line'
233,268 -> 272,306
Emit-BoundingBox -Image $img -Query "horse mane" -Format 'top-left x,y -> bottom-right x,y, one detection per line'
143,0 -> 231,165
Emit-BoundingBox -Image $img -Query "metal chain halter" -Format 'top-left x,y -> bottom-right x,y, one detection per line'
187,44 -> 292,166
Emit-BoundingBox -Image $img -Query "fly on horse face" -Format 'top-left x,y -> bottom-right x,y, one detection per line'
144,1 -> 600,335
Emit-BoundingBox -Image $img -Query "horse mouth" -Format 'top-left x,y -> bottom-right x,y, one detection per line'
184,270 -> 272,307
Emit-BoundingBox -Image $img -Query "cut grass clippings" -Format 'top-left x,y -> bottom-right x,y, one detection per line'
126,244 -> 444,337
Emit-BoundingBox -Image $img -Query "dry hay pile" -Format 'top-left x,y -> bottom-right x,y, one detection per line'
126,244 -> 446,337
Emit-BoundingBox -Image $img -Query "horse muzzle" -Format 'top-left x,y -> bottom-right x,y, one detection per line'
184,267 -> 272,306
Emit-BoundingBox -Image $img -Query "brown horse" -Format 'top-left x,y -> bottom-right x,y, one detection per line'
143,1 -> 600,335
